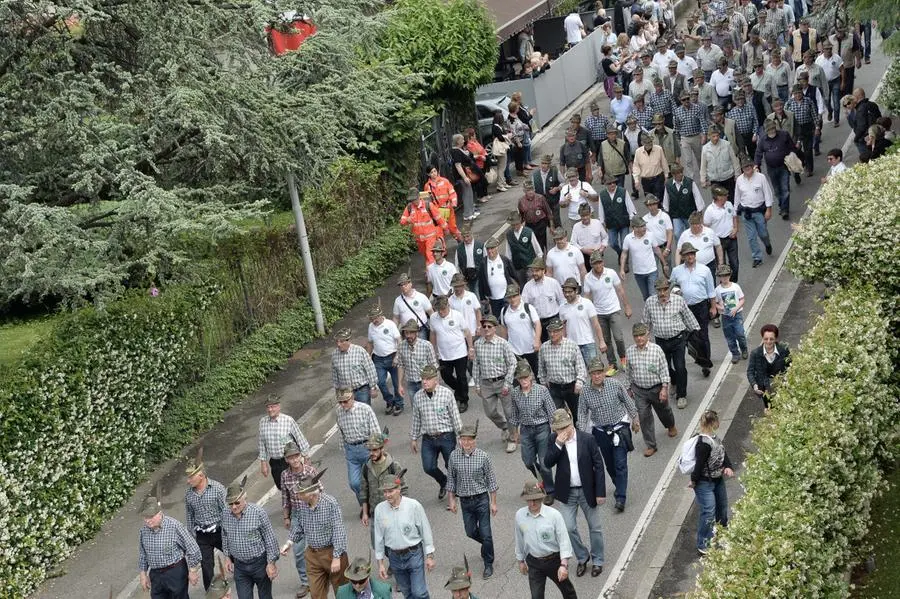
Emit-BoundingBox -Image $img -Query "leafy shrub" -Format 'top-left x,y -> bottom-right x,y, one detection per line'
694,288 -> 899,598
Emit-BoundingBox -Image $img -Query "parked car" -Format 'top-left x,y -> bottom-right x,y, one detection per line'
475,95 -> 509,145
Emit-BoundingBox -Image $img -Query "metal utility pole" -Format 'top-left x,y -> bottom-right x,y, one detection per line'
286,172 -> 325,335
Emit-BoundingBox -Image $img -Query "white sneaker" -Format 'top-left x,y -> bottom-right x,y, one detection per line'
505,441 -> 518,453
468,378 -> 475,387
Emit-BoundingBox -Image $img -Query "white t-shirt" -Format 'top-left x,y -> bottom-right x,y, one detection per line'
485,255 -> 508,300
558,297 -> 598,345
564,13 -> 584,44
426,260 -> 458,297
501,302 -> 540,355
622,232 -> 658,275
677,227 -> 721,266
815,53 -> 843,81
449,290 -> 480,335
582,267 -> 623,315
368,319 -> 400,357
546,243 -> 584,285
642,210 -> 672,246
561,181 -> 598,222
571,219 -> 609,251
715,282 -> 745,315
428,309 -> 469,361
521,277 -> 565,318
393,291 -> 431,328
703,201 -> 736,238
710,68 -> 734,97
828,161 -> 847,178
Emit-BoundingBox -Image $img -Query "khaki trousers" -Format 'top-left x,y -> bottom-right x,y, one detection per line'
304,546 -> 348,599
479,377 -> 513,432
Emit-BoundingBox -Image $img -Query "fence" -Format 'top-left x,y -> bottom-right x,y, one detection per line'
418,105 -> 473,182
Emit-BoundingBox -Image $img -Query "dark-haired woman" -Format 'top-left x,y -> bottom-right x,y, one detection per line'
746,323 -> 791,414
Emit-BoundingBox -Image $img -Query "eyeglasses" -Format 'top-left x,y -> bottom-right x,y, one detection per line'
483,324 -> 495,329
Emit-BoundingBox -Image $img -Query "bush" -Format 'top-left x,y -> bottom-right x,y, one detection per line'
694,288 -> 900,598
0,224 -> 411,595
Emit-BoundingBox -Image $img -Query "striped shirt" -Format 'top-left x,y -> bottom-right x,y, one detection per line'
577,378 -> 638,431
447,447 -> 499,497
410,385 -> 462,439
674,103 -> 709,137
290,493 -> 348,558
472,335 -> 517,385
331,343 -> 378,390
221,502 -> 279,563
184,479 -> 226,532
642,294 -> 700,339
625,342 -> 671,389
138,516 -> 202,572
258,413 -> 309,461
398,338 -> 437,383
538,337 -> 587,385
509,383 -> 557,427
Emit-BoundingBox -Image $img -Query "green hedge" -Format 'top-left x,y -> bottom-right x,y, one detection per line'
0,224 -> 411,595
694,288 -> 899,597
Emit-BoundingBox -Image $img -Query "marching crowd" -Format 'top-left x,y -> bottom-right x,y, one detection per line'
134,3 -> 891,599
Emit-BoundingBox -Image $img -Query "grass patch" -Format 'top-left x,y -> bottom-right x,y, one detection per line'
853,464 -> 900,599
0,317 -> 61,368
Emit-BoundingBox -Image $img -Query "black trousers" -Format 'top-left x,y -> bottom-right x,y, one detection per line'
640,173 -> 665,201
149,560 -> 188,599
515,352 -> 540,383
526,553 -> 578,599
719,236 -> 739,282
710,176 -> 736,205
655,332 -> 688,399
795,122 -> 815,174
269,457 -> 288,490
528,219 -> 550,251
196,528 -> 223,590
439,356 -> 470,406
539,314 -> 559,343
688,300 -> 712,366
548,381 -> 579,425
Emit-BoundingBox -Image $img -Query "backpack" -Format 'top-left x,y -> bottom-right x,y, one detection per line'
677,434 -> 712,474
501,302 -> 535,330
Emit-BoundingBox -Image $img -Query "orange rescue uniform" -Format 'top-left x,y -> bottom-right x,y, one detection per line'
400,198 -> 449,265
423,176 -> 461,239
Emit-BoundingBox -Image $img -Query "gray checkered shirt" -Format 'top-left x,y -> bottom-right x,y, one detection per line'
410,384 -> 462,439
727,104 -> 758,134
649,89 -> 676,116
674,103 -> 709,137
184,479 -> 226,532
398,338 -> 437,383
138,515 -> 202,572
336,401 -> 380,445
331,343 -> 378,390
625,342 -> 671,389
577,379 -> 638,432
258,413 -> 309,461
472,335 -> 517,386
509,383 -> 557,427
221,502 -> 279,563
290,492 -> 348,558
641,294 -> 699,340
447,447 -> 499,497
538,337 -> 587,385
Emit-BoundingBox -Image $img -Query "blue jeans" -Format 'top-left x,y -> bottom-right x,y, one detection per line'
387,544 -> 430,599
608,227 -> 629,258
519,423 -> 555,493
421,432 -> 456,489
673,217 -> 690,243
373,353 -> 400,408
767,164 -> 790,214
695,478 -> 729,551
579,342 -> 598,366
289,514 -> 309,586
828,78 -> 842,122
354,385 -> 372,406
345,443 -> 369,504
460,493 -> 494,566
777,85 -> 789,103
404,380 -> 421,405
721,312 -> 748,358
592,426 -> 630,504
742,210 -> 771,262
233,554 -> 272,599
557,487 -> 605,566
634,269 -> 659,301
861,21 -> 872,59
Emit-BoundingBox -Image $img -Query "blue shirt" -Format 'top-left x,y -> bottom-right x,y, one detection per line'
670,263 -> 716,305
611,96 -> 635,124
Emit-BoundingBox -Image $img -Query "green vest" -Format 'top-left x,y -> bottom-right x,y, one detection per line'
601,139 -> 627,176
665,176 -> 697,220
506,226 -> 537,269
336,579 -> 393,599
600,187 -> 630,230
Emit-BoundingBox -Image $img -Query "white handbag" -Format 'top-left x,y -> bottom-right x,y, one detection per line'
784,152 -> 804,173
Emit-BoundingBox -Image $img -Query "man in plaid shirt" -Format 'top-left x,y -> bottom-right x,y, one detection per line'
396,318 -> 436,413
785,83 -> 820,176
281,441 -> 319,598
472,314 -> 518,452
138,493 -> 202,595
221,481 -> 280,599
446,420 -> 500,579
335,387 -> 381,505
626,322 -> 678,457
538,318 -> 587,426
727,90 -> 759,157
674,92 -> 709,180
410,363 -> 462,500
631,93 -> 655,132
331,327 -> 379,406
648,78 -> 677,128
283,472 -> 350,599
258,394 -> 309,490
509,361 -> 557,501
183,449 -> 226,591
584,100 -> 610,155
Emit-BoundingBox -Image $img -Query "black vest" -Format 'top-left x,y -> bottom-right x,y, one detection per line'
506,226 -> 537,269
665,177 -> 697,220
600,187 -> 630,230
